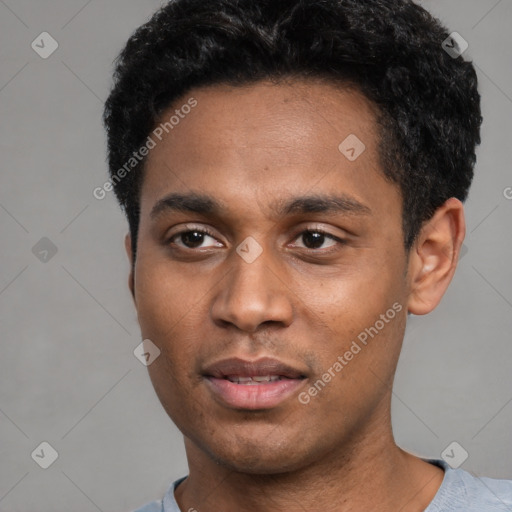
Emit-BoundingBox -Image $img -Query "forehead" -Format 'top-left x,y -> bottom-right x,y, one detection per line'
140,79 -> 397,222
147,79 -> 379,165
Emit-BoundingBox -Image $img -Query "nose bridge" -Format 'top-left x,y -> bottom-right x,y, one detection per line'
210,239 -> 293,332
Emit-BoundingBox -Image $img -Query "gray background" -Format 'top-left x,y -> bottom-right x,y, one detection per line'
0,0 -> 511,510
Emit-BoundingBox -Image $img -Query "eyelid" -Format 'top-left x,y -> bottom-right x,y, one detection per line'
290,223 -> 347,242
168,223 -> 216,235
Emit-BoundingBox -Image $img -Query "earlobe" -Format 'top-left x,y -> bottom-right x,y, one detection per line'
407,198 -> 466,315
124,233 -> 136,304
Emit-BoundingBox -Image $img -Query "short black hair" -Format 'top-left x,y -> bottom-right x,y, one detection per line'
103,0 -> 482,262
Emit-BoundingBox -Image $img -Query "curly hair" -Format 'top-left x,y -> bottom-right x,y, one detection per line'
103,0 -> 482,262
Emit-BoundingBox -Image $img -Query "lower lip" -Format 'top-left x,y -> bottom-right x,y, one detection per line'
205,377 -> 306,410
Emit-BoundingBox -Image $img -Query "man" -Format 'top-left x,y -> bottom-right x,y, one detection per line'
103,0 -> 512,510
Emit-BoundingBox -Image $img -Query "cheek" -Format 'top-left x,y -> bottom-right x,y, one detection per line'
133,258 -> 204,385
298,261 -> 406,399
134,260 -> 207,426
297,310 -> 405,433
304,259 -> 404,332
134,255 -> 194,331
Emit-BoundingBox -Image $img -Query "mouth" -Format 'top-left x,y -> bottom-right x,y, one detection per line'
224,375 -> 290,384
202,357 -> 307,410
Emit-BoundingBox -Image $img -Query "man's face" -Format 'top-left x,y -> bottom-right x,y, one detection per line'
131,79 -> 411,473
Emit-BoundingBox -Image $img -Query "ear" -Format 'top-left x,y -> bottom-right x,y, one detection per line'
407,197 -> 466,315
124,233 -> 136,304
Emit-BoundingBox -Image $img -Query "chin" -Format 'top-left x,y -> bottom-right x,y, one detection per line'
212,448 -> 307,475
199,427 -> 318,475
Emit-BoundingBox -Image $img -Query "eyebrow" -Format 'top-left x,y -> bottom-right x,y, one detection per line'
150,191 -> 372,220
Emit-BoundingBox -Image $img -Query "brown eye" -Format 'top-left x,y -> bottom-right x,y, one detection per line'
168,228 -> 222,249
179,231 -> 207,248
301,231 -> 328,249
293,230 -> 341,250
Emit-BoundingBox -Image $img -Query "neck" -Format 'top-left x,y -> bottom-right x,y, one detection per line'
174,403 -> 444,512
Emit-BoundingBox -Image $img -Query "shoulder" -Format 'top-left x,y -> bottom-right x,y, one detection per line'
425,459 -> 512,512
460,470 -> 512,510
130,476 -> 187,512
131,499 -> 163,512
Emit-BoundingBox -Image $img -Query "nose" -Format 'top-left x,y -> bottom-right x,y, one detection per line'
210,244 -> 294,333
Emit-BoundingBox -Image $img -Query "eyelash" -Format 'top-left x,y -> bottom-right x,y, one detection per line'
167,226 -> 346,252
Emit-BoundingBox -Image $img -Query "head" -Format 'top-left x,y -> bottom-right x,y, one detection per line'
103,0 -> 481,473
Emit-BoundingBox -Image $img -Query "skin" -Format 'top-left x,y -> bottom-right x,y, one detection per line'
125,79 -> 466,512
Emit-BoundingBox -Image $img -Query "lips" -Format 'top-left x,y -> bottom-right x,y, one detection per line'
202,357 -> 307,410
203,357 -> 306,379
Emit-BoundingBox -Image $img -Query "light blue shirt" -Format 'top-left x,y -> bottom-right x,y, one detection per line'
132,458 -> 512,511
